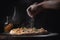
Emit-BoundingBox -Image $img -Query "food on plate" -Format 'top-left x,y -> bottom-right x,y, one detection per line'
9,27 -> 48,35
4,23 -> 13,32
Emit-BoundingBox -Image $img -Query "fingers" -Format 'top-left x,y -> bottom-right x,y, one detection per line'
26,3 -> 40,18
26,5 -> 33,18
26,2 -> 43,18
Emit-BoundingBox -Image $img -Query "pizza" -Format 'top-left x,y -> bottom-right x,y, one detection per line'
9,27 -> 48,35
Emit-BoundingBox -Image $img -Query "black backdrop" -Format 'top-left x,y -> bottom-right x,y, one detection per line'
0,0 -> 60,34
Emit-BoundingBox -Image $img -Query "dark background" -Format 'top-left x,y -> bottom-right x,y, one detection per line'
0,0 -> 60,34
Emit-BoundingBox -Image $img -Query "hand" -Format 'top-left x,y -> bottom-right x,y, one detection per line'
38,1 -> 60,9
26,2 -> 43,18
26,1 -> 60,18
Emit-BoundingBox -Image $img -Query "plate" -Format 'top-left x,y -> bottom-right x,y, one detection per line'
0,33 -> 59,37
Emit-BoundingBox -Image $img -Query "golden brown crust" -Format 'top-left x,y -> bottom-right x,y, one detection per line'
9,27 -> 48,35
4,23 -> 13,32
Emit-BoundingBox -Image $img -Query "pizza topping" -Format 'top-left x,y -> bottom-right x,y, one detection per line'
9,27 -> 48,35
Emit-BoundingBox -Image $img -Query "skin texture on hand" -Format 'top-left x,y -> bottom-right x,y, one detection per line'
26,0 -> 60,18
26,2 -> 43,18
39,1 -> 60,9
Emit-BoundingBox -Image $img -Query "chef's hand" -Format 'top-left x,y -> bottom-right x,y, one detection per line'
26,1 -> 60,18
26,2 -> 43,18
39,1 -> 60,9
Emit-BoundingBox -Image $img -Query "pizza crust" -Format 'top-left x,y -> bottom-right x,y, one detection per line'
9,27 -> 48,35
